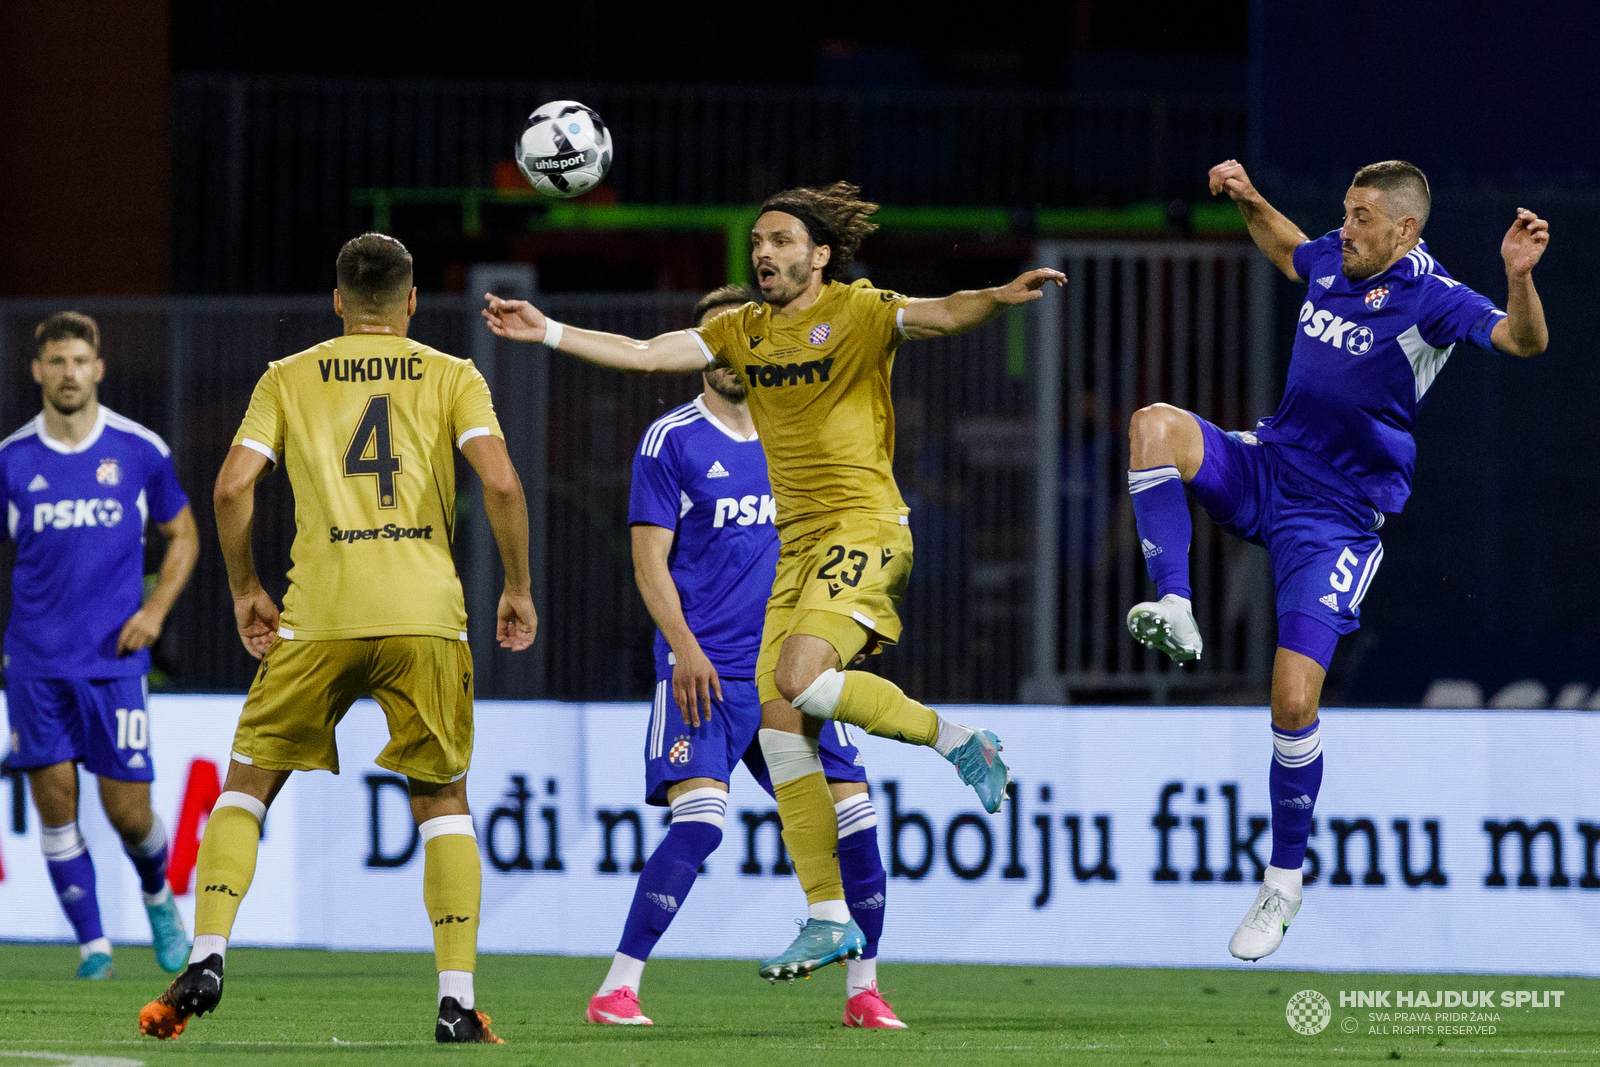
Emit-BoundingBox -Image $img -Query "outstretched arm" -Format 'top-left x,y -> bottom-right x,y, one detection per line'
482,293 -> 709,373
1489,208 -> 1550,358
899,268 -> 1067,341
1209,159 -> 1308,281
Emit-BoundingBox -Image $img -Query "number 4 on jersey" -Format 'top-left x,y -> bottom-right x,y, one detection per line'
344,395 -> 403,508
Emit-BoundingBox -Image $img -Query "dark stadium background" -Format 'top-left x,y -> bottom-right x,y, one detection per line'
0,0 -> 1596,707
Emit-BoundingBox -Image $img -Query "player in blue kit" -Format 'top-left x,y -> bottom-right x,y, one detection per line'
1124,160 -> 1549,961
1,313 -> 200,977
587,287 -> 901,1029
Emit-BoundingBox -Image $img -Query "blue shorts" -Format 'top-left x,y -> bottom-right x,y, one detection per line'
4,676 -> 154,781
644,676 -> 867,806
1189,416 -> 1384,669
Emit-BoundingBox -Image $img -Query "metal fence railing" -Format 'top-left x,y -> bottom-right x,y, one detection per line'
0,240 -> 1274,702
1023,242 -> 1276,702
171,74 -> 1247,292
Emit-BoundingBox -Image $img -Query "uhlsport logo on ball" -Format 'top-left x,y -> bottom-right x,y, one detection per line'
1286,990 -> 1332,1035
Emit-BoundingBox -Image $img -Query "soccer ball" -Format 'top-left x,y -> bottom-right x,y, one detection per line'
515,100 -> 613,199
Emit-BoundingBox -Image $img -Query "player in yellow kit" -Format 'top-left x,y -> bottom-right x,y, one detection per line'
139,234 -> 536,1045
484,183 -> 1064,967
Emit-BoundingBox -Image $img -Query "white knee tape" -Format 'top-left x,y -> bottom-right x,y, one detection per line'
792,668 -> 846,720
759,728 -> 823,786
419,814 -> 476,844
670,786 -> 729,828
213,791 -> 267,823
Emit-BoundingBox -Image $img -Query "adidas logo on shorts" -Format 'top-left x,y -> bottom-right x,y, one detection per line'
1320,592 -> 1339,611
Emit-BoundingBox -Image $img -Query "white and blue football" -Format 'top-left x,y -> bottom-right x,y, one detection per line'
515,100 -> 613,199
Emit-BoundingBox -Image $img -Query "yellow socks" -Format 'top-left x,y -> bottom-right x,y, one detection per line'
759,728 -> 845,905
792,668 -> 939,746
421,816 -> 481,976
193,792 -> 265,940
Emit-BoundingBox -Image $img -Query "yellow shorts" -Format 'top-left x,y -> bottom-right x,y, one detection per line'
232,634 -> 474,784
756,511 -> 914,704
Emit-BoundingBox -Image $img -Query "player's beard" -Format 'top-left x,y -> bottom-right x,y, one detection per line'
706,370 -> 747,402
43,384 -> 91,416
1340,242 -> 1387,282
767,260 -> 811,307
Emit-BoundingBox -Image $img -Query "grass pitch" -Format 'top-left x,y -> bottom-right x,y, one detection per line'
1,943 -> 1596,1066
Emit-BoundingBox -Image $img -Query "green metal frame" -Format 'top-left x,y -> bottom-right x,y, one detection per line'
349,189 -> 1247,287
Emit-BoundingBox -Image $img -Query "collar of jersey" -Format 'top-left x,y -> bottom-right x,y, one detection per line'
34,405 -> 108,455
1343,240 -> 1431,292
693,394 -> 757,443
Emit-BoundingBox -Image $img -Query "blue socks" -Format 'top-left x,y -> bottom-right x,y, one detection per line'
125,816 -> 171,899
616,789 -> 726,961
1128,467 -> 1192,599
1268,720 -> 1324,871
834,793 -> 886,960
42,822 -> 105,950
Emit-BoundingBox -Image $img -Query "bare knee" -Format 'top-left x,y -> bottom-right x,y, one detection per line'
97,778 -> 154,843
1129,403 -> 1201,477
1271,693 -> 1319,731
774,662 -> 820,704
28,764 -> 78,826
409,775 -> 470,825
773,635 -> 842,704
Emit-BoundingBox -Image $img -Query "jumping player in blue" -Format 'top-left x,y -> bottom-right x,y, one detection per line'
1,312 -> 200,977
1124,161 -> 1549,960
587,287 -> 900,1029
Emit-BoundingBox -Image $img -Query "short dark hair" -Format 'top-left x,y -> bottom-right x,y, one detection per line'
1351,160 -> 1432,231
693,284 -> 756,324
336,233 -> 414,308
758,182 -> 880,284
34,311 -> 99,356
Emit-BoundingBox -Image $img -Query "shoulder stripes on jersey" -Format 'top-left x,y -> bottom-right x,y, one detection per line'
0,416 -> 41,454
1404,246 -> 1459,285
103,408 -> 172,457
639,403 -> 703,458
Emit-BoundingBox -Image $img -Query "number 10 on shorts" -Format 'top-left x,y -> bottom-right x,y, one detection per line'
114,707 -> 149,750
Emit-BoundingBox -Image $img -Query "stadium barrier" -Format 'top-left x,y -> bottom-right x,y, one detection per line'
0,254 -> 1275,704
2,696 -> 1596,974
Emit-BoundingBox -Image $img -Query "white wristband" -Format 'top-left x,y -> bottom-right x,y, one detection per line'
542,319 -> 565,350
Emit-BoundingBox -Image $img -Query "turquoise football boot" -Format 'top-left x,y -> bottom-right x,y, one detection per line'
147,894 -> 190,973
75,952 -> 115,980
758,918 -> 866,984
946,728 -> 1011,814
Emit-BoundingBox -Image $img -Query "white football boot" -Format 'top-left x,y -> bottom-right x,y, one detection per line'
1126,594 -> 1203,662
1229,879 -> 1302,961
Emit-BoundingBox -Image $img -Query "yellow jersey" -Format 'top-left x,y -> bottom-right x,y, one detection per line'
232,333 -> 503,641
692,279 -> 912,538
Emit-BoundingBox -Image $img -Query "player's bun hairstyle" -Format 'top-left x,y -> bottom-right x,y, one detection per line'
33,311 -> 99,356
336,232 -> 414,308
1352,160 -> 1432,232
693,284 -> 757,324
759,182 -> 880,283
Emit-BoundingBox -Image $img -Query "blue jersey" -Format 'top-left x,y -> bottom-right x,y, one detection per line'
628,397 -> 777,679
1256,232 -> 1507,514
0,407 -> 189,679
